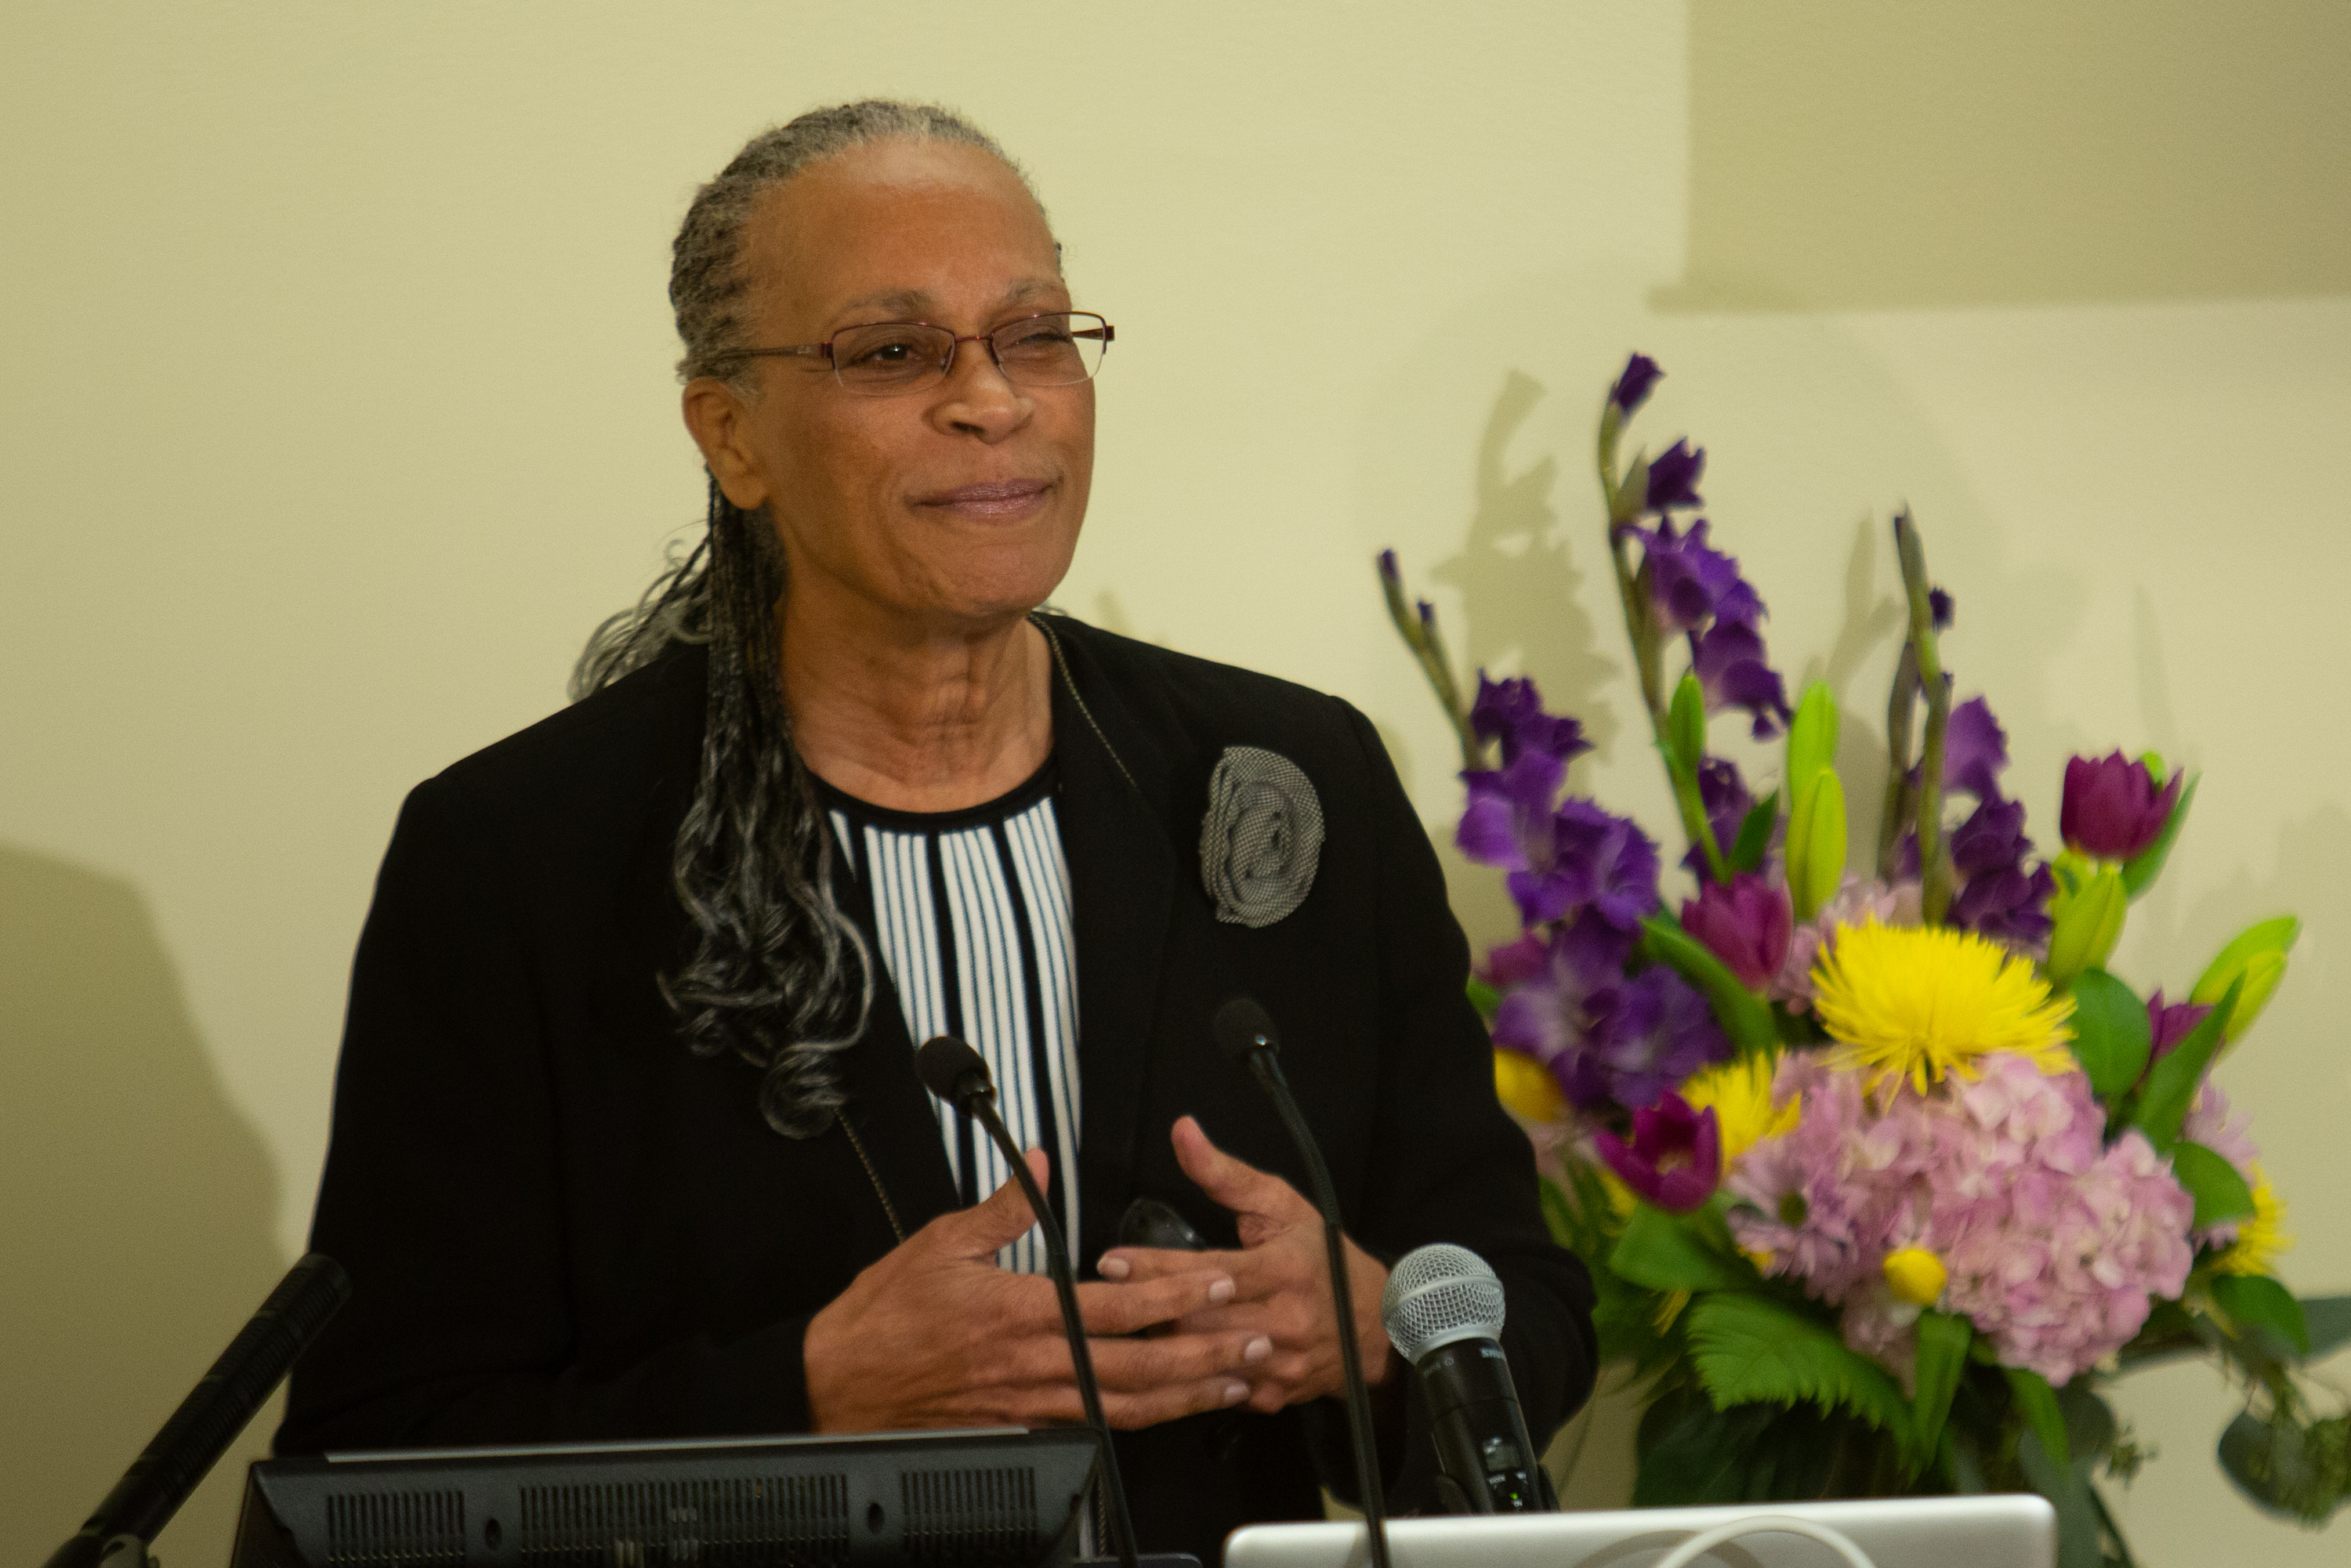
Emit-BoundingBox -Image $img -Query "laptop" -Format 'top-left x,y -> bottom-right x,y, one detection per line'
1223,1494 -> 2056,1568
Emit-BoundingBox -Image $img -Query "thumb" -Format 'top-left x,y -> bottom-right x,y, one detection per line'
939,1147 -> 1052,1258
1172,1115 -> 1309,1222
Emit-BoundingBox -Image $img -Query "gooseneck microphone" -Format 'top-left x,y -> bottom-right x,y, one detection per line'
915,1035 -> 1139,1568
1210,998 -> 1392,1568
1380,1244 -> 1545,1513
43,1253 -> 353,1568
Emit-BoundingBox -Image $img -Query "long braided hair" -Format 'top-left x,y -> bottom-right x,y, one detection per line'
571,100 -> 1038,1137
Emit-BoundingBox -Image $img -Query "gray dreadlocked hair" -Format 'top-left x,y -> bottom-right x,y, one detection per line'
571,100 -> 1039,1138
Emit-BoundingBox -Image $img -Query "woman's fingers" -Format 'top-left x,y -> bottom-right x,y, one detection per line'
1073,1266 -> 1237,1333
1089,1328 -> 1272,1391
1169,1115 -> 1316,1223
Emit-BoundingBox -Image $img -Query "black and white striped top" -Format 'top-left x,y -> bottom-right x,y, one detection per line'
821,762 -> 1081,1275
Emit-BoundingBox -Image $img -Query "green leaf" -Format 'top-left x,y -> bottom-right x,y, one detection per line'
2121,772 -> 2196,898
1786,682 -> 1839,802
2130,974 -> 2240,1151
1639,912 -> 1779,1053
1784,772 -> 1849,922
2171,1140 -> 2256,1230
1609,1202 -> 1751,1294
2301,1295 -> 2351,1361
1465,974 -> 1500,1023
1683,1293 -> 1914,1451
1669,672 -> 1708,774
2044,866 -> 2126,990
1908,1309 -> 1972,1469
2218,1408 -> 2351,1525
1728,790 -> 1780,875
2063,969 -> 2151,1101
1538,1175 -> 1581,1253
2193,915 -> 2300,1047
2212,1272 -> 2311,1360
2006,1366 -> 2070,1469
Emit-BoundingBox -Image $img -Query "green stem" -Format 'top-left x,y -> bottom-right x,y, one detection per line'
1893,512 -> 1954,923
1378,556 -> 1487,773
1598,399 -> 1721,878
1878,640 -> 1918,878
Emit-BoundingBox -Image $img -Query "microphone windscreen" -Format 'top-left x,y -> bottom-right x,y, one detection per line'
915,1034 -> 993,1104
1381,1243 -> 1508,1363
1211,996 -> 1281,1062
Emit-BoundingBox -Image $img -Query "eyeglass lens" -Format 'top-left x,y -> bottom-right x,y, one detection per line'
831,313 -> 1110,393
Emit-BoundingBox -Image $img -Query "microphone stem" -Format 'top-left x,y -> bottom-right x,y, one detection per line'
1246,1053 -> 1393,1568
962,1093 -> 1140,1568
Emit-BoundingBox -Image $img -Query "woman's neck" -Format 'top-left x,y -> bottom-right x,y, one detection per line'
778,588 -> 1054,814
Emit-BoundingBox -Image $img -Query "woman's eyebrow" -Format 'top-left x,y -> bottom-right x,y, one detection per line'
832,277 -> 1069,323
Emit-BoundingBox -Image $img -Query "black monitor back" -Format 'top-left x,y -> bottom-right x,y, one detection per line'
230,1429 -> 1099,1568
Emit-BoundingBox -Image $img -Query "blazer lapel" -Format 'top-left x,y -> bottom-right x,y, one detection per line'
1041,618 -> 1188,1266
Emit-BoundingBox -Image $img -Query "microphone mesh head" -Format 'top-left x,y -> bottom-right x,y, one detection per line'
1380,1243 -> 1506,1362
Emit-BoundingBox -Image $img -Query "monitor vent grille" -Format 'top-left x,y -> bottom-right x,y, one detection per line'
898,1468 -> 1036,1562
516,1476 -> 850,1568
323,1489 -> 467,1566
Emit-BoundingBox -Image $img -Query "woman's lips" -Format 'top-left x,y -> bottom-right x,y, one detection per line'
918,479 -> 1051,520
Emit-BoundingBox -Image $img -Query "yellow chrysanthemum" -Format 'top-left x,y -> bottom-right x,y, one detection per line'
2215,1168 -> 2294,1277
1812,920 -> 2076,1095
1493,1048 -> 1566,1122
1682,1053 -> 1800,1162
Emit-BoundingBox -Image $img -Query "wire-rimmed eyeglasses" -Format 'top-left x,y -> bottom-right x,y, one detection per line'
716,311 -> 1114,397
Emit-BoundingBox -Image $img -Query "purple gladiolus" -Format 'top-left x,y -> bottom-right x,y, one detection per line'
1469,673 -> 1591,769
1942,696 -> 2009,801
1682,872 -> 1793,990
1594,1093 -> 1722,1212
1644,518 -> 1759,633
1693,620 -> 1792,739
1683,757 -> 1757,878
2060,751 -> 2184,860
1550,799 -> 1662,934
1643,439 -> 1707,513
1458,751 -> 1574,925
2146,990 -> 2215,1064
1943,791 -> 2056,951
1610,353 -> 1664,414
1596,969 -> 1732,1107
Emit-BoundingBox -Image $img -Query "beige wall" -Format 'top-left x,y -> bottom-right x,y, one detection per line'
3,3 -> 2345,1563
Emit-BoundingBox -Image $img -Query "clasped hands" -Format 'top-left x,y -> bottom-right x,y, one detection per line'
805,1115 -> 1393,1432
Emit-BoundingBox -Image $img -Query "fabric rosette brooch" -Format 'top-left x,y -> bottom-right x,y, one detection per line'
1379,354 -> 2346,1559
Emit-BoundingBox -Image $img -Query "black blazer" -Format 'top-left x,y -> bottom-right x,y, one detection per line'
280,615 -> 1595,1559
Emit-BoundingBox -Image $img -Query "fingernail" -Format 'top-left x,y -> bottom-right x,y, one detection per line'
1223,1380 -> 1249,1406
1208,1277 -> 1235,1304
1244,1336 -> 1273,1364
1099,1256 -> 1130,1280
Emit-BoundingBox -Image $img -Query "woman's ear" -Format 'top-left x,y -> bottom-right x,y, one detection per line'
681,378 -> 770,510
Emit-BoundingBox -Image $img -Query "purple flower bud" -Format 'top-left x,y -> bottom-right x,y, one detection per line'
1378,548 -> 1401,585
1681,872 -> 1793,990
1610,353 -> 1664,414
1643,439 -> 1706,513
1929,587 -> 1954,630
1682,757 -> 1759,878
2060,751 -> 2185,860
2145,989 -> 2215,1065
1594,1092 -> 1722,1212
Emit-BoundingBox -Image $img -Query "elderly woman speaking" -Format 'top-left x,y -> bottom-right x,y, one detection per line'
279,101 -> 1594,1555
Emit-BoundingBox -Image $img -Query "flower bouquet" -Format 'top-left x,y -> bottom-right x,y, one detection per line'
1378,354 -> 2348,1565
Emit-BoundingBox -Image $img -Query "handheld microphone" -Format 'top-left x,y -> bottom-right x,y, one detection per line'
915,1035 -> 1139,1568
1210,998 -> 1391,1568
43,1253 -> 353,1568
1380,1243 -> 1546,1513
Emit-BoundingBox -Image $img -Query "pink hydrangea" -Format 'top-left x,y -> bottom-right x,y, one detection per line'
1770,878 -> 1924,1010
1727,1052 -> 2195,1386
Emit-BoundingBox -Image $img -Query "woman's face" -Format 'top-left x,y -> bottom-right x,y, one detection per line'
690,139 -> 1095,636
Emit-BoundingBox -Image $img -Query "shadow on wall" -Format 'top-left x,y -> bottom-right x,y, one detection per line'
0,846 -> 288,1568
